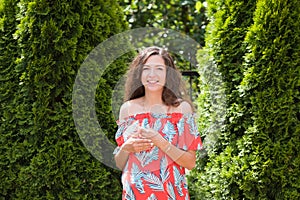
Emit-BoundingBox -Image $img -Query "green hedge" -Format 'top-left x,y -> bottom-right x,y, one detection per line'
239,0 -> 300,198
189,0 -> 300,199
0,0 -> 22,197
0,0 -> 128,199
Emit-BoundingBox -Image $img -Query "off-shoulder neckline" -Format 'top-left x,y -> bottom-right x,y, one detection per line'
117,112 -> 196,123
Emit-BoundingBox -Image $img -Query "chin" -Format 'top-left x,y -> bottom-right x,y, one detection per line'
145,86 -> 164,93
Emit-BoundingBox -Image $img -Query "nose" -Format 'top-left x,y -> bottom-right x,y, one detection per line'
148,67 -> 159,77
149,67 -> 155,76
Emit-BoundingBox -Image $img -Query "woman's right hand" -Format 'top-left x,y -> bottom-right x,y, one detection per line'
121,136 -> 153,153
120,121 -> 153,153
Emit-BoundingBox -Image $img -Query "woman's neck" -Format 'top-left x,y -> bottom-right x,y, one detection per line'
142,93 -> 168,114
143,92 -> 163,106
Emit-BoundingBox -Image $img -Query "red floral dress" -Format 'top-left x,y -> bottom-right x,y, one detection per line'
115,112 -> 202,200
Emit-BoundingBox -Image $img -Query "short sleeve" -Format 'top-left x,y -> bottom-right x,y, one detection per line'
176,114 -> 203,151
115,117 -> 139,147
115,121 -> 126,147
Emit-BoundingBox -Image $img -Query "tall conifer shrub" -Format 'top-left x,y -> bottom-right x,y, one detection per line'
1,0 -> 128,198
189,0 -> 300,199
0,0 -> 22,197
189,0 -> 256,198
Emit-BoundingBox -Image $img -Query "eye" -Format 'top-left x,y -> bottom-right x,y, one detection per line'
142,65 -> 150,70
156,65 -> 165,70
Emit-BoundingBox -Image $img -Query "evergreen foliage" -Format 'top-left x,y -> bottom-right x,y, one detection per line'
189,0 -> 300,199
0,0 -> 22,197
0,0 -> 128,198
120,0 -> 207,47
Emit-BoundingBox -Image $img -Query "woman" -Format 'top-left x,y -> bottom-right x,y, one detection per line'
114,46 -> 202,200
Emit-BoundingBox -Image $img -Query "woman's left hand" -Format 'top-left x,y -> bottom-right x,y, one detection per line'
138,127 -> 156,138
138,127 -> 161,143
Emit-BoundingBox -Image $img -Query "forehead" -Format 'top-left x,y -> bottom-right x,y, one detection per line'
144,55 -> 165,66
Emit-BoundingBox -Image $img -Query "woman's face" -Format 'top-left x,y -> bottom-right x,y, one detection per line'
141,55 -> 166,93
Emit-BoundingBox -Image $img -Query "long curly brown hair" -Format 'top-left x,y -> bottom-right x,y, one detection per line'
124,46 -> 191,108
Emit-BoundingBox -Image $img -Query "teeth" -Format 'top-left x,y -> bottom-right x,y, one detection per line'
148,80 -> 158,83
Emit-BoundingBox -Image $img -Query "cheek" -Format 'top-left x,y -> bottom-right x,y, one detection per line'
161,72 -> 167,83
141,72 -> 147,83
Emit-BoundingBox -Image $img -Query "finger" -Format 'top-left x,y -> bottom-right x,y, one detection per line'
132,144 -> 141,152
134,142 -> 151,151
141,138 -> 152,144
144,143 -> 154,149
137,142 -> 149,148
139,127 -> 148,133
142,142 -> 154,148
137,125 -> 144,133
139,130 -> 150,138
136,127 -> 145,138
135,138 -> 152,143
131,133 -> 140,138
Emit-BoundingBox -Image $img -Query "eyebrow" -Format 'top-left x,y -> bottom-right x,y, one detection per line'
142,64 -> 166,67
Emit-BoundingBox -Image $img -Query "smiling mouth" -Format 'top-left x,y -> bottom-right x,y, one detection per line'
147,80 -> 159,84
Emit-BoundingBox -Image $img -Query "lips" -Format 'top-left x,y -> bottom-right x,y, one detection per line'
147,80 -> 159,84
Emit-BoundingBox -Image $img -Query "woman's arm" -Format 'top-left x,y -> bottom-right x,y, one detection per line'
114,102 -> 153,170
114,145 -> 130,170
114,136 -> 153,170
139,101 -> 197,170
139,130 -> 196,170
158,136 -> 196,170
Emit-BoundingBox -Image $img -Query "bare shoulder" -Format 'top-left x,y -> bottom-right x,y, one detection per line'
172,100 -> 193,114
118,101 -> 130,120
119,98 -> 143,120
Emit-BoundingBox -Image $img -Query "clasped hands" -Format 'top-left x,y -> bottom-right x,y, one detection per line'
121,122 -> 161,153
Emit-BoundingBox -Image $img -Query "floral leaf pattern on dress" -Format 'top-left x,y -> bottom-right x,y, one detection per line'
173,166 -> 184,196
152,113 -> 170,119
123,120 -> 139,141
135,146 -> 159,167
153,119 -> 162,131
117,117 -> 136,138
177,117 -> 185,136
167,182 -> 176,200
124,180 -> 136,200
115,124 -> 125,139
116,113 -> 202,199
185,194 -> 189,200
143,172 -> 164,191
131,163 -> 145,193
160,156 -> 170,183
147,193 -> 158,200
162,121 -> 177,142
142,118 -> 150,128
186,115 -> 198,137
